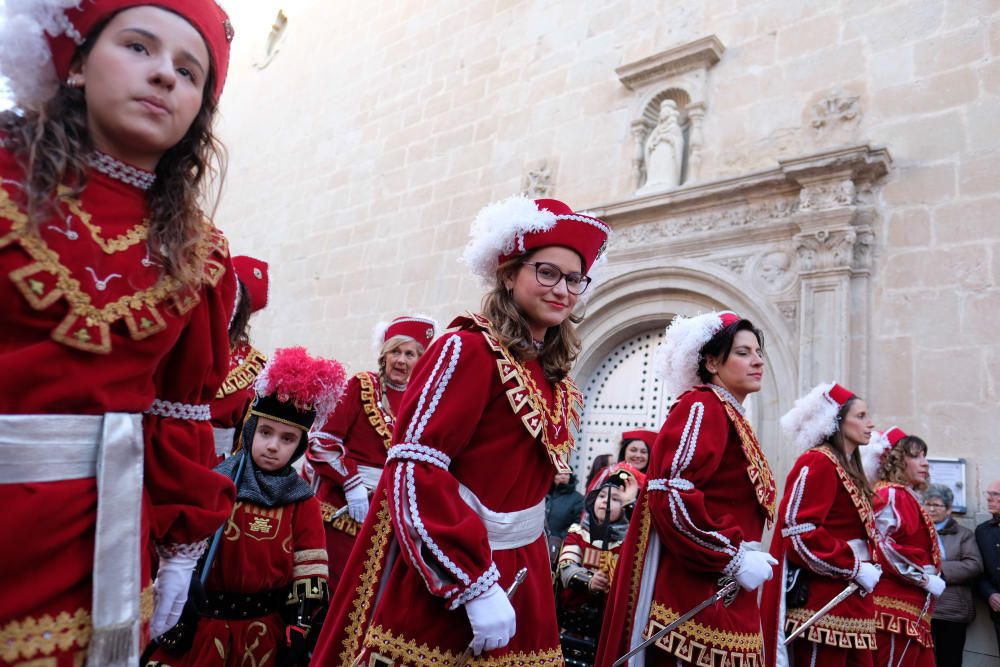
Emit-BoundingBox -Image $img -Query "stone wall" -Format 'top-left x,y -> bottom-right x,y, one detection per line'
216,0 -> 1000,526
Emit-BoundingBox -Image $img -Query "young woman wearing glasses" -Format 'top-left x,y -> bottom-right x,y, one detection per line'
311,196 -> 610,666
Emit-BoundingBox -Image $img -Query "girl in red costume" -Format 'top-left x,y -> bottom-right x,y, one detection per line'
311,195 -> 610,666
147,347 -> 346,667
209,255 -> 269,462
0,2 -> 238,665
596,311 -> 778,667
862,429 -> 943,667
762,383 -> 882,667
302,314 -> 437,589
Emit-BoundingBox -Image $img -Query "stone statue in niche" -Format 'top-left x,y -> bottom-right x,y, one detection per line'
638,99 -> 684,193
522,161 -> 553,198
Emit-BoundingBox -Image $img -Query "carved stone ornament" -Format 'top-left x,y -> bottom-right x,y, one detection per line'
713,256 -> 748,274
522,161 -> 554,198
794,227 -> 862,272
799,179 -> 856,211
615,36 -> 725,91
810,89 -> 861,130
753,250 -> 796,294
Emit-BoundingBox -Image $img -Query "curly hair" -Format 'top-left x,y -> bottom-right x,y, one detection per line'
480,253 -> 582,383
0,13 -> 226,290
877,435 -> 929,491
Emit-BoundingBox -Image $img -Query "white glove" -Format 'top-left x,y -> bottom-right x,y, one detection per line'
344,485 -> 370,523
923,573 -> 946,597
464,583 -> 516,654
150,551 -> 198,638
733,550 -> 778,592
854,562 -> 881,593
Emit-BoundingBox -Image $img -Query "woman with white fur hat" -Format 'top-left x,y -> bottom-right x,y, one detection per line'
863,428 -> 943,667
311,196 -> 610,666
761,383 -> 882,667
301,314 -> 437,590
596,310 -> 778,667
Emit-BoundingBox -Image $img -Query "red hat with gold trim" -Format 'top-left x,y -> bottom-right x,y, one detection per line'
462,195 -> 611,285
232,255 -> 269,313
0,0 -> 233,110
780,382 -> 857,451
653,310 -> 743,399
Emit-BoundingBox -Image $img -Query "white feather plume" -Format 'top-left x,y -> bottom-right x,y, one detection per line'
461,195 -> 556,285
780,382 -> 840,451
860,430 -> 891,483
653,311 -> 727,399
0,0 -> 81,110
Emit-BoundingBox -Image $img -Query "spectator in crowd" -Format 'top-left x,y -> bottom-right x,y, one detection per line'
585,453 -> 613,489
546,471 -> 585,561
924,484 -> 983,667
976,479 -> 1000,655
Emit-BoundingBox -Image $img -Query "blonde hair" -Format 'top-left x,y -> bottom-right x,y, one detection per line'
480,253 -> 581,383
377,335 -> 426,382
877,435 -> 929,492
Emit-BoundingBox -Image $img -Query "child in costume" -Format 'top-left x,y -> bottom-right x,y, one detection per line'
558,463 -> 645,667
0,2 -> 238,664
147,346 -> 346,667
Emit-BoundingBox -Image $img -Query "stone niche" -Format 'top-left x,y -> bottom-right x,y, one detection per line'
615,35 -> 725,194
578,145 -> 891,472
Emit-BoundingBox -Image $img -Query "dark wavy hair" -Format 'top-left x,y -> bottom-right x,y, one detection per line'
695,318 -> 765,384
228,280 -> 252,348
0,11 -> 226,289
481,251 -> 583,383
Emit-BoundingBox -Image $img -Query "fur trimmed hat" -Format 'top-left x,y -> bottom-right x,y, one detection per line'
371,314 -> 438,355
461,195 -> 610,287
653,310 -> 741,399
780,382 -> 856,451
860,426 -> 907,483
250,347 -> 348,432
0,0 -> 233,110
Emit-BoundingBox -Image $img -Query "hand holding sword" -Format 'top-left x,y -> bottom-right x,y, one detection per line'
455,567 -> 528,667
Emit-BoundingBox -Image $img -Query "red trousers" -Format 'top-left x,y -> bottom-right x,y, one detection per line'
323,522 -> 357,591
792,639 -> 875,667
874,631 -> 934,667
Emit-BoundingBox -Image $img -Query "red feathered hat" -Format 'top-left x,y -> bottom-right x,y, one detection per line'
884,426 -> 907,447
251,347 -> 348,432
463,195 -> 610,285
12,0 -> 233,105
826,383 -> 855,406
233,255 -> 269,313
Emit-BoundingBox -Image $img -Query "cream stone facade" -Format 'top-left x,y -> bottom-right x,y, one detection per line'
215,2 -> 999,660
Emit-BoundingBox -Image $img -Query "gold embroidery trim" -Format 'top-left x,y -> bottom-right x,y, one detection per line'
0,608 -> 91,662
814,447 -> 877,544
627,497 -> 654,640
141,584 -> 154,623
873,595 -> 925,618
320,500 -> 361,536
294,548 -> 328,563
339,497 -> 394,667
216,345 -> 267,398
363,624 -> 563,667
714,388 -> 776,525
785,607 -> 876,649
357,371 -> 393,450
874,482 -> 943,569
469,313 -> 582,470
647,600 -> 763,653
0,184 -> 229,354
62,192 -> 148,254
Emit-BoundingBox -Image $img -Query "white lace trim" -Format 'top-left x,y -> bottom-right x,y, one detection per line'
387,443 -> 451,471
145,398 -> 211,421
87,151 -> 156,190
451,562 -> 500,609
722,542 -> 746,576
404,335 -> 461,443
663,402 -> 738,559
647,477 -> 694,492
403,462 -> 471,587
156,539 -> 208,560
786,465 -> 856,578
554,213 -> 611,234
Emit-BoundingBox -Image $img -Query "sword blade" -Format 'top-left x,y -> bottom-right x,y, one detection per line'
784,582 -> 860,645
613,579 -> 740,667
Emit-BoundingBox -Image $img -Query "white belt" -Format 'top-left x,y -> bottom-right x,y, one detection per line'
0,413 -> 143,667
458,483 -> 546,550
848,539 -> 871,561
358,464 -> 383,491
212,427 -> 236,458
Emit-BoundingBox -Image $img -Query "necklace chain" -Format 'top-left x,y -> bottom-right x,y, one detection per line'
88,151 -> 156,191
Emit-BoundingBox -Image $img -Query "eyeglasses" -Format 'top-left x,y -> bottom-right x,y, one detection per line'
923,502 -> 946,509
987,491 -> 1000,500
523,262 -> 592,295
